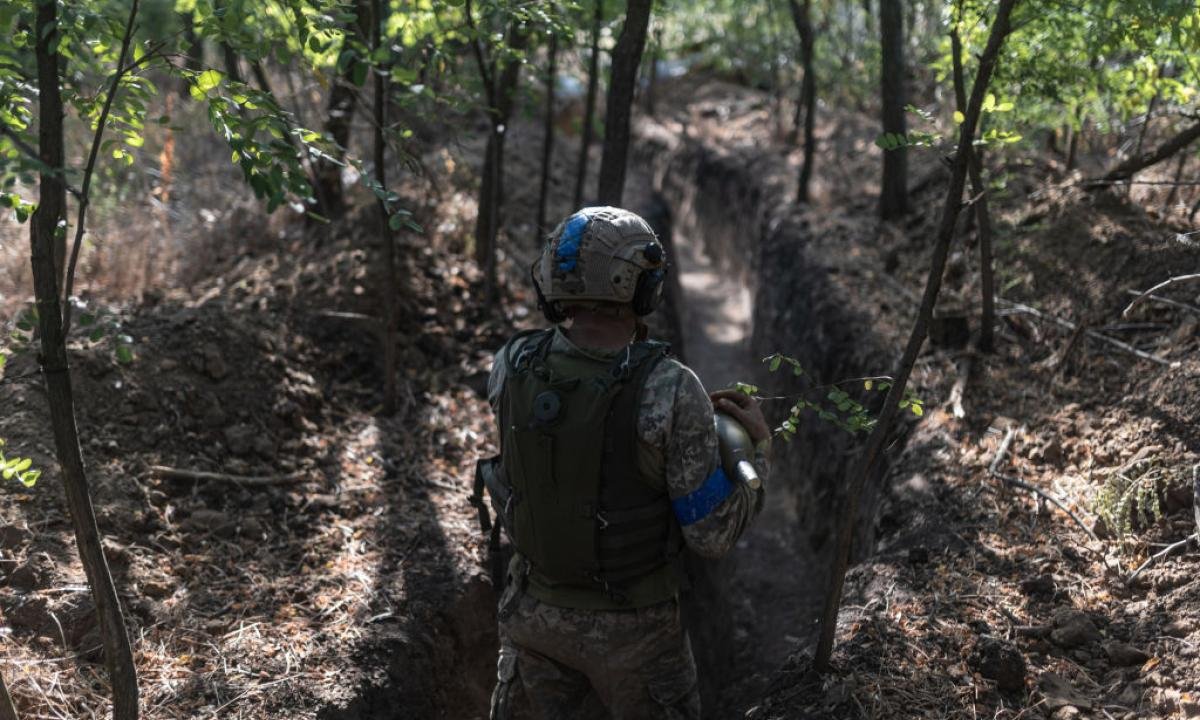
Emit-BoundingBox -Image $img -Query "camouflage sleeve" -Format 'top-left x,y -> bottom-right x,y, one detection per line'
487,341 -> 510,413
639,360 -> 764,559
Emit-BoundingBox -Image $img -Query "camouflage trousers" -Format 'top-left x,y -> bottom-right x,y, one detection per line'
490,587 -> 701,720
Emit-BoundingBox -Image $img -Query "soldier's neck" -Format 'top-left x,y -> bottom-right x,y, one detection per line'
565,312 -> 636,352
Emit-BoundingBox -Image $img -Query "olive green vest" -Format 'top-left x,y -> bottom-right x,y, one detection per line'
497,329 -> 684,610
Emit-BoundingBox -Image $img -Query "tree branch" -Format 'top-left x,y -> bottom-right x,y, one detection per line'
61,0 -> 142,336
1122,274 -> 1200,318
1093,119 -> 1200,185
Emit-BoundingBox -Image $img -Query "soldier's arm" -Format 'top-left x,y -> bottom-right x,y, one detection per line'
647,363 -> 765,558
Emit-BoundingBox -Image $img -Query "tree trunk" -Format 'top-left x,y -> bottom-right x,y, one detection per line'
535,31 -> 558,246
0,669 -> 18,720
878,0 -> 908,219
597,0 -> 653,207
178,11 -> 204,97
814,0 -> 1019,673
1098,120 -> 1200,184
951,25 -> 995,353
1164,150 -> 1187,211
789,0 -> 816,204
1127,87 -> 1161,194
574,0 -> 604,208
33,4 -> 140,717
314,0 -> 372,220
369,0 -> 397,416
472,19 -> 529,294
645,27 -> 661,117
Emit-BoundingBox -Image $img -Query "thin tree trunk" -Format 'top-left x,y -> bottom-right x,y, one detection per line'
951,23 -> 995,353
221,44 -> 242,83
645,26 -> 661,117
1164,151 -> 1187,211
0,668 -> 19,720
32,3 -> 139,717
1066,115 -> 1081,171
1098,120 -> 1200,184
470,10 -> 528,295
574,0 -> 604,208
314,0 -> 372,220
878,0 -> 907,219
814,0 -> 1019,673
1127,87 -> 1161,194
535,30 -> 558,246
178,11 -> 203,97
597,0 -> 653,207
789,0 -> 816,204
370,0 -> 397,415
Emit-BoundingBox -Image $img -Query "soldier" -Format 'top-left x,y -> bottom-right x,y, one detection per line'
478,206 -> 770,718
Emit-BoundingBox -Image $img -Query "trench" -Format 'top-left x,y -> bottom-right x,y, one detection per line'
321,117 -> 889,720
631,121 -> 890,714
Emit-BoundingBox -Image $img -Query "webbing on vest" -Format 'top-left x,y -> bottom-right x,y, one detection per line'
499,329 -> 683,609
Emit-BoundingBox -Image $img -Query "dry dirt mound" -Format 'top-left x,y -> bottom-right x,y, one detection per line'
0,205 -> 514,718
636,77 -> 1200,719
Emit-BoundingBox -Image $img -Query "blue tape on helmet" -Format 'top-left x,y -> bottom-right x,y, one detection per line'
671,466 -> 735,526
556,212 -> 589,272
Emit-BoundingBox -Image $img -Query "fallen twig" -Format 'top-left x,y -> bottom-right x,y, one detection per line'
947,354 -> 972,419
998,297 -> 1179,367
149,465 -> 306,486
1123,289 -> 1200,317
1125,533 -> 1198,585
988,427 -> 1018,475
987,426 -> 1100,544
1122,274 -> 1200,317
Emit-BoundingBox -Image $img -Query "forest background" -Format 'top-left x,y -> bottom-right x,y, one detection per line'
0,0 -> 1199,718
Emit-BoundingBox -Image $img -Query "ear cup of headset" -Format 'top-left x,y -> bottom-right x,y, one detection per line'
531,265 -> 568,323
632,267 -> 666,316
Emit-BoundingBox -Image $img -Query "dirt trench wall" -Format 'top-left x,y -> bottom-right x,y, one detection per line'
633,121 -> 889,679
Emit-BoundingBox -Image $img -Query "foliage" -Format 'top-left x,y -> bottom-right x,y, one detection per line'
1093,457 -> 1194,549
944,0 -> 1200,145
751,352 -> 924,442
0,438 -> 39,487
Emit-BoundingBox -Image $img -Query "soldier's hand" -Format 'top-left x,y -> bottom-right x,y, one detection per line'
710,389 -> 771,446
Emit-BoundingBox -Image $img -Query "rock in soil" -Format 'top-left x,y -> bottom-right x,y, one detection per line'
1104,641 -> 1151,666
1051,608 -> 1102,648
968,636 -> 1027,691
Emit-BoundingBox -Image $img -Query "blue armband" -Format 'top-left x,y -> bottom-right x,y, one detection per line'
671,467 -> 735,526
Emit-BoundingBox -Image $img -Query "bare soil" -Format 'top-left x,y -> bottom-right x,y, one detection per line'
2,73 -> 1198,720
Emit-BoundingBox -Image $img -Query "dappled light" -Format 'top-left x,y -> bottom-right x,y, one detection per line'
1,1 -> 1199,719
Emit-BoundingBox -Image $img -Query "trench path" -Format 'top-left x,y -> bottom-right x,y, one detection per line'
671,224 -> 820,707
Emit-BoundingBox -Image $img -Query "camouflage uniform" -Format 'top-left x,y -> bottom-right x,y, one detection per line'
487,328 -> 768,719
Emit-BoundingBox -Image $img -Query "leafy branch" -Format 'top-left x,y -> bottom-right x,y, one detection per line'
0,439 -> 40,488
736,353 -> 925,441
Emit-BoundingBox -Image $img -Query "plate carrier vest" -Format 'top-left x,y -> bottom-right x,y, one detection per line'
483,329 -> 685,610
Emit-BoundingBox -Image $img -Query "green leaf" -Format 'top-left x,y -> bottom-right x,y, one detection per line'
79,313 -> 95,327
388,213 -> 404,231
911,404 -> 924,417
195,69 -> 223,94
19,469 -> 40,487
115,345 -> 134,364
982,93 -> 996,112
864,379 -> 873,390
768,355 -> 782,372
953,110 -> 965,124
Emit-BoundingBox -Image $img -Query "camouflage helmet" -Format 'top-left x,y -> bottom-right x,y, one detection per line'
533,206 -> 667,320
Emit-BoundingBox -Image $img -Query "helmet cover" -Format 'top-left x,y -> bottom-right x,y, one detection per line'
535,206 -> 666,308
